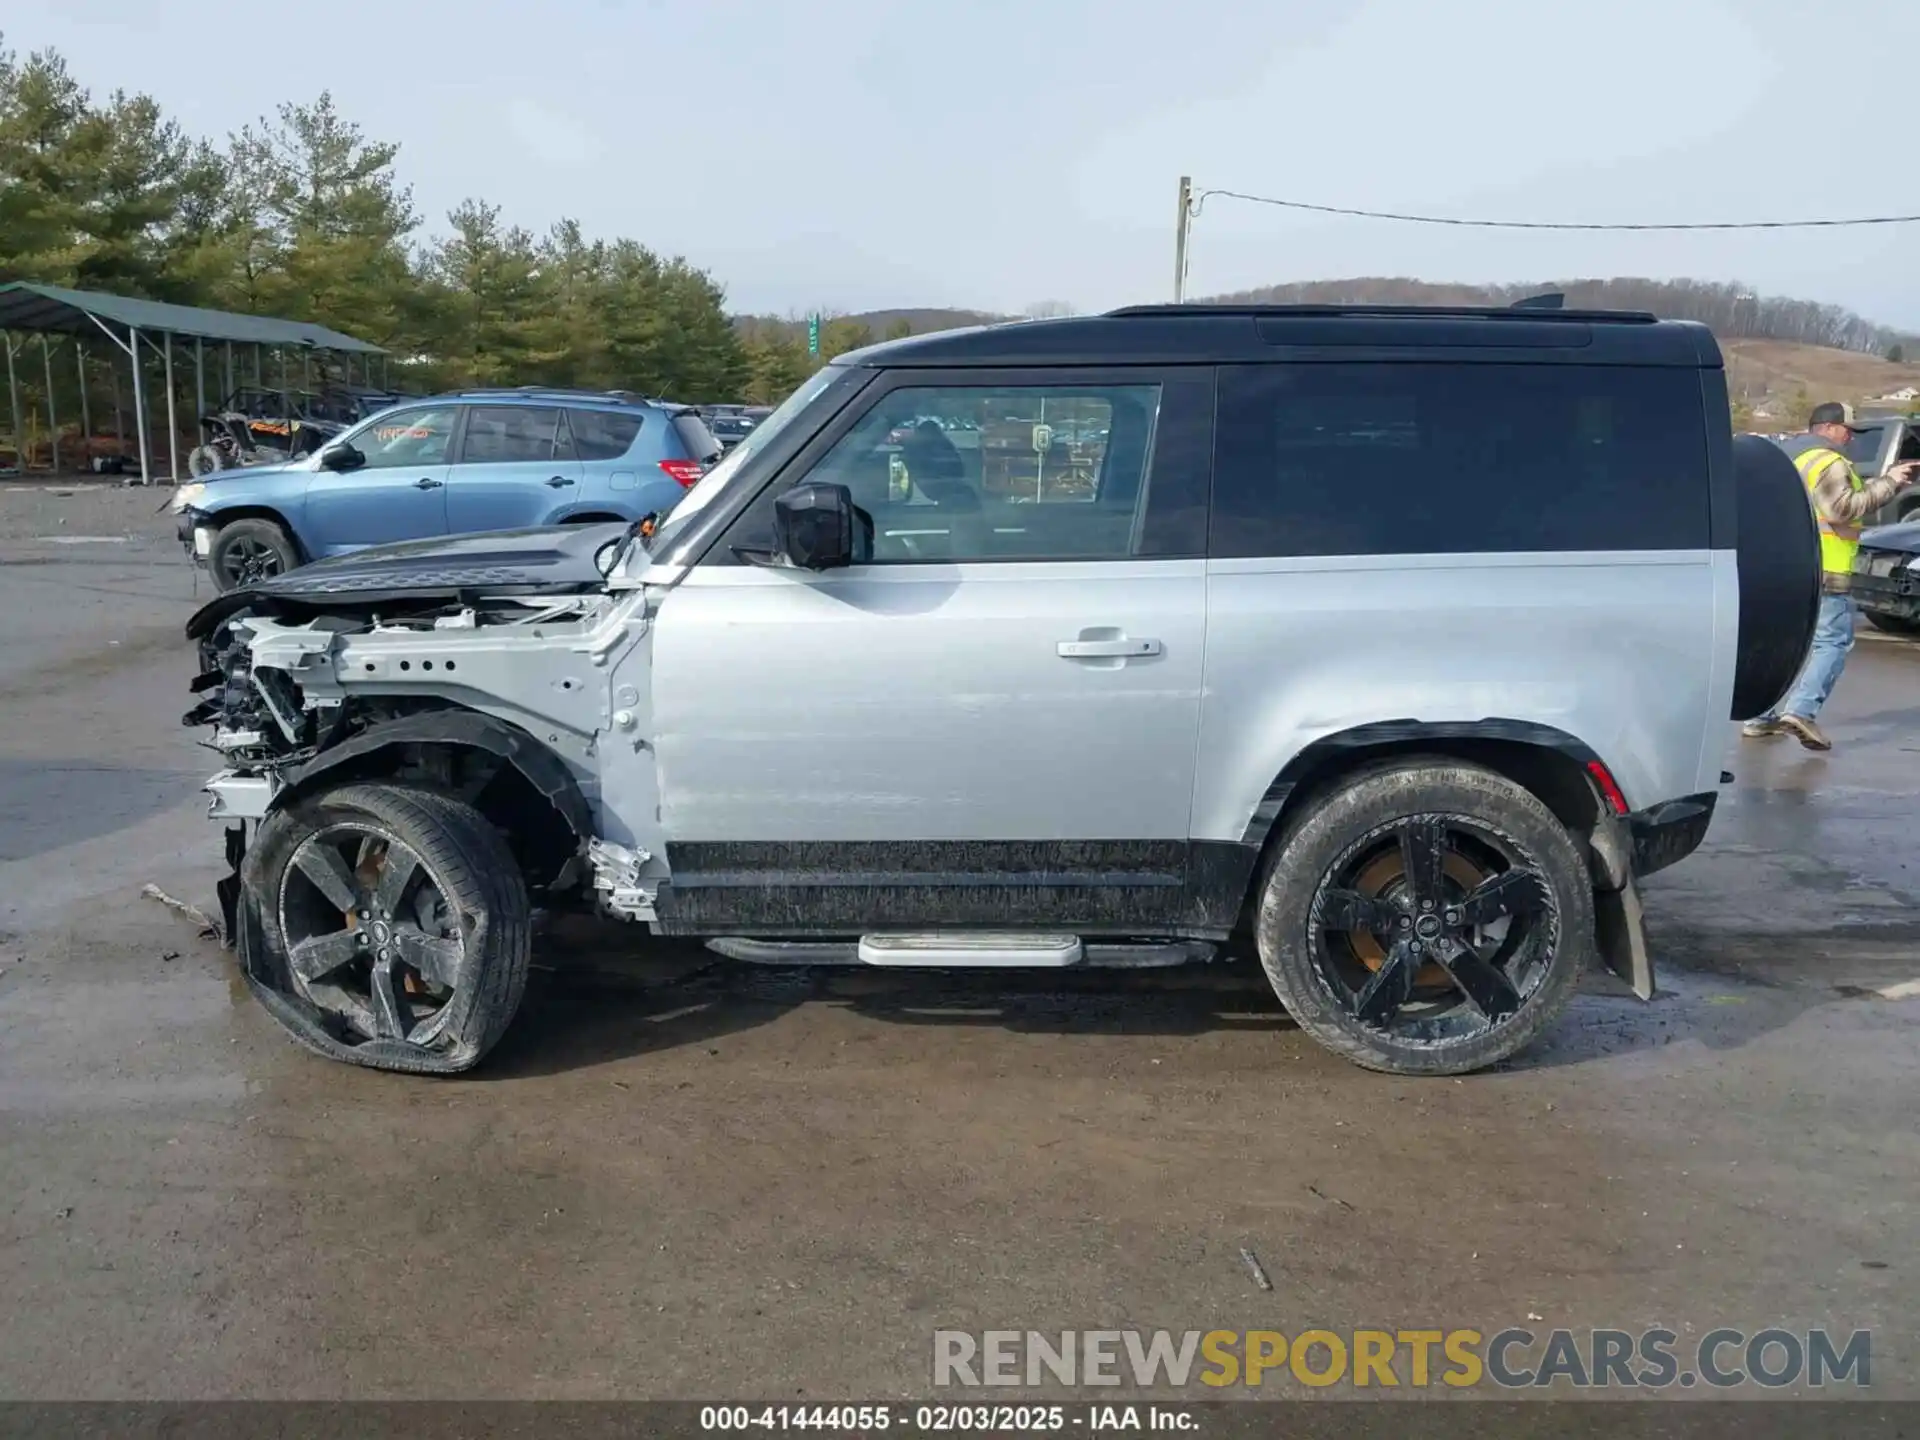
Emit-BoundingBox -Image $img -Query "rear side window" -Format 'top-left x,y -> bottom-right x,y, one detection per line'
1211,363 -> 1712,557
567,409 -> 645,461
671,412 -> 723,463
461,406 -> 561,463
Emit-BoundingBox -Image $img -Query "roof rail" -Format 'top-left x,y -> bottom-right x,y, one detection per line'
1106,302 -> 1658,324
438,386 -> 655,404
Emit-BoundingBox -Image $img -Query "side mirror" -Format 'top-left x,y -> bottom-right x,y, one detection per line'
773,483 -> 870,570
320,443 -> 365,472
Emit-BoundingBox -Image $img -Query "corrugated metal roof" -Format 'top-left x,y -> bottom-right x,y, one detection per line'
0,281 -> 385,353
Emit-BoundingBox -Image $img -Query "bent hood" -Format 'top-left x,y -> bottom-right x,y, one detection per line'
185,523 -> 631,638
1861,518 -> 1920,554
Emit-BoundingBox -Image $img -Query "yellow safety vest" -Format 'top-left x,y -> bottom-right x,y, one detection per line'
1794,447 -> 1866,576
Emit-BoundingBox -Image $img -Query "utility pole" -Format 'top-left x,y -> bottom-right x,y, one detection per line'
1173,176 -> 1193,303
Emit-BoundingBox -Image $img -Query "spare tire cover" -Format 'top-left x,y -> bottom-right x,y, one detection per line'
1730,434 -> 1821,719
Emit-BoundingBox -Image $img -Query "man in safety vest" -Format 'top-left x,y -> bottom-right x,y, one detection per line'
1743,401 -> 1917,750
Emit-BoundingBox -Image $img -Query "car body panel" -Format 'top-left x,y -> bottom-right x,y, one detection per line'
1853,520 -> 1920,623
448,456 -> 588,533
303,461 -> 452,553
650,559 -> 1206,844
1191,549 -> 1736,842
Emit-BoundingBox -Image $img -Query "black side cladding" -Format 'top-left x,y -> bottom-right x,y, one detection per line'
1729,434 -> 1821,720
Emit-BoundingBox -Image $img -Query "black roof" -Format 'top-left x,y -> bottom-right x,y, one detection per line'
834,303 -> 1720,369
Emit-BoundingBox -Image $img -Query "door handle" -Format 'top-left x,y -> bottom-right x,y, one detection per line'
1057,637 -> 1161,659
546,475 -> 575,488
414,477 -> 443,490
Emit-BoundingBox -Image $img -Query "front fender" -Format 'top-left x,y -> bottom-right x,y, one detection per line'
273,709 -> 594,840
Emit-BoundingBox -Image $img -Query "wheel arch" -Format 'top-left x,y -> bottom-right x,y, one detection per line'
202,505 -> 310,562
271,709 -> 594,891
1239,719 -> 1622,854
1216,718 -> 1648,995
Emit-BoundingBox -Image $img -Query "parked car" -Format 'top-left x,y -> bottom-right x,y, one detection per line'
1853,519 -> 1920,635
181,303 -> 1816,1077
1842,414 -> 1920,527
704,412 -> 757,452
171,389 -> 722,590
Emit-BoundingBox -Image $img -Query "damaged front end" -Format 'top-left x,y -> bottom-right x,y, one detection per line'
182,523 -> 661,948
184,609 -> 348,940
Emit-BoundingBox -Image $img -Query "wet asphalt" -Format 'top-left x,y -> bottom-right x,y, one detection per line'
0,485 -> 1915,1401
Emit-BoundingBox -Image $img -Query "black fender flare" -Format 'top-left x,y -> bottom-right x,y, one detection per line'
1234,717 -> 1654,1001
1238,718 -> 1619,848
272,709 -> 594,840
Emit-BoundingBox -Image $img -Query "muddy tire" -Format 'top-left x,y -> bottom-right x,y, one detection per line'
1254,758 -> 1594,1077
1864,609 -> 1920,637
239,783 -> 531,1075
187,444 -> 225,477
209,517 -> 298,592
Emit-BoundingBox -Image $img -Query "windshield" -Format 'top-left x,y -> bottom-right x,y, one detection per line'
1846,425 -> 1888,474
641,364 -> 852,560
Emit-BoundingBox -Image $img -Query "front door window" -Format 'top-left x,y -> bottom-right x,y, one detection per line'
790,384 -> 1161,562
353,407 -> 460,468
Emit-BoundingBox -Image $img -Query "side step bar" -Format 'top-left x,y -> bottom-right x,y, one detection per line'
860,933 -> 1081,967
706,936 -> 1215,969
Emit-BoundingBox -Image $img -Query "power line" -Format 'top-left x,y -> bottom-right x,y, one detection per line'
1192,187 -> 1920,232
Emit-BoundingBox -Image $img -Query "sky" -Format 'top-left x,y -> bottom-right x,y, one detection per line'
13,0 -> 1920,327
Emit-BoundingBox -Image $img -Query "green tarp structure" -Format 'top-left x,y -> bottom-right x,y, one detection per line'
0,280 -> 386,486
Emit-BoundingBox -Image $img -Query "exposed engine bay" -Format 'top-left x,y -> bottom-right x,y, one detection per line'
181,522 -> 667,947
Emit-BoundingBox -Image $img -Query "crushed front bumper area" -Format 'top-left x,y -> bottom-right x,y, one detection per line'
177,507 -> 214,566
206,770 -> 278,820
1852,562 -> 1920,625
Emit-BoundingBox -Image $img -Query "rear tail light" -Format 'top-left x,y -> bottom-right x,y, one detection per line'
1586,760 -> 1629,816
658,458 -> 704,487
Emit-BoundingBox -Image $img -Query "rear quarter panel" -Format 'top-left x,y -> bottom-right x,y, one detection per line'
1191,549 -> 1736,841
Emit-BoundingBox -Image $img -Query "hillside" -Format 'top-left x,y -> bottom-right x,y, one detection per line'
1202,277 -> 1918,357
1722,340 -> 1920,426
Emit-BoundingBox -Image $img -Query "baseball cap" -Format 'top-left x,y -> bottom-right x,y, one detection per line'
1808,401 -> 1858,431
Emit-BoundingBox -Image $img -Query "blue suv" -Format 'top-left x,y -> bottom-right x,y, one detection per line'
172,388 -> 722,590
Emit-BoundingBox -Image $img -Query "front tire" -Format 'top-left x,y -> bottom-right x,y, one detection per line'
1254,759 -> 1594,1076
208,517 -> 297,591
187,444 -> 225,477
240,783 -> 532,1074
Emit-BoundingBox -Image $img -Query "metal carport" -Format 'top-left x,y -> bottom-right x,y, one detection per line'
0,281 -> 386,486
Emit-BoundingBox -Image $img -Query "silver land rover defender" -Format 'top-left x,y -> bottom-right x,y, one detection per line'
183,304 -> 1820,1077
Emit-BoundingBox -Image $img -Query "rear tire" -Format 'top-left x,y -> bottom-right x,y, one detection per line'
1864,609 -> 1920,637
1254,759 -> 1594,1076
209,517 -> 297,591
241,783 -> 531,1074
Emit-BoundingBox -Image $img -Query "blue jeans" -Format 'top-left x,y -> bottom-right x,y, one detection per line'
1765,593 -> 1856,722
